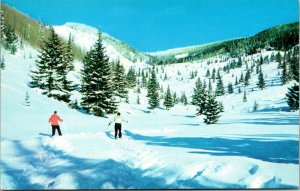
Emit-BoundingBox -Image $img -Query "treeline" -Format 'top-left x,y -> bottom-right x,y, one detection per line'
1,5 -> 84,59
149,22 -> 299,65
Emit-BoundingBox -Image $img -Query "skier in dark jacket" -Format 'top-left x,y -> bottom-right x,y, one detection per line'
108,112 -> 128,139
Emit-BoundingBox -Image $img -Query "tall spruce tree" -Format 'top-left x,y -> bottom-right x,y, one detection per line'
180,92 -> 188,105
286,46 -> 299,111
112,60 -> 128,100
281,60 -> 289,84
80,32 -> 117,116
244,69 -> 251,86
3,24 -> 18,54
126,67 -> 137,88
215,71 -> 225,96
202,91 -> 222,124
147,67 -> 159,109
192,77 -> 203,105
257,68 -> 266,90
31,27 -> 71,102
164,85 -> 173,110
65,34 -> 74,72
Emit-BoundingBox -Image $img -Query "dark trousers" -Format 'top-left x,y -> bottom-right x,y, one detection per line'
52,125 -> 62,136
114,123 -> 122,139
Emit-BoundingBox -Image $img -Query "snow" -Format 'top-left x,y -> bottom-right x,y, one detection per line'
1,27 -> 299,189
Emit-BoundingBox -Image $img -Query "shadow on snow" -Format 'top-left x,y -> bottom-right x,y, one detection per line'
124,130 -> 299,164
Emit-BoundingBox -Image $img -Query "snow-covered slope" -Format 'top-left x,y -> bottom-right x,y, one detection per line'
53,22 -> 150,69
1,32 -> 299,189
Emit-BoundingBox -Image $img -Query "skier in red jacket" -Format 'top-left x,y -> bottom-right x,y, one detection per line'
48,111 -> 63,136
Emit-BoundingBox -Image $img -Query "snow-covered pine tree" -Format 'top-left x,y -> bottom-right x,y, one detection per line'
203,91 -> 221,124
3,24 -> 18,54
180,92 -> 188,105
112,59 -> 128,100
286,84 -> 299,111
80,32 -> 117,116
219,101 -> 224,112
191,77 -> 202,105
244,69 -> 251,86
173,92 -> 178,105
206,69 -> 210,77
126,67 -> 137,88
227,82 -> 233,94
65,34 -> 75,72
163,85 -> 173,110
215,71 -> 225,96
257,69 -> 266,90
212,68 -> 216,82
31,27 -> 71,102
147,67 -> 159,109
286,46 -> 299,111
281,60 -> 288,84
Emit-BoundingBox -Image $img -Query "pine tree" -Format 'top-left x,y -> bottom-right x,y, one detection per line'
276,52 -> 282,68
244,69 -> 251,86
173,92 -> 178,105
142,71 -> 148,87
147,67 -> 159,109
127,67 -> 137,88
227,82 -> 233,94
286,46 -> 299,111
219,101 -> 224,112
215,71 -> 225,96
257,68 -> 266,90
281,60 -> 289,84
191,77 -> 203,105
112,60 -> 128,100
164,85 -> 173,110
80,32 -> 117,116
211,68 -> 216,82
31,27 -> 71,102
286,84 -> 299,111
3,24 -> 18,54
180,92 -> 188,105
196,89 -> 208,116
203,92 -> 222,124
206,69 -> 210,77
65,34 -> 74,72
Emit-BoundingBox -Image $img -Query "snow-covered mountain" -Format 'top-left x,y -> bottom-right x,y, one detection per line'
1,21 -> 299,189
53,22 -> 150,68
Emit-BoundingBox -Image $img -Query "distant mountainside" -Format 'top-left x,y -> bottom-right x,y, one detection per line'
148,22 -> 299,65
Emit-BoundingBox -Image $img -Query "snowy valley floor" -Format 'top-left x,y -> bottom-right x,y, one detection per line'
1,103 -> 299,189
